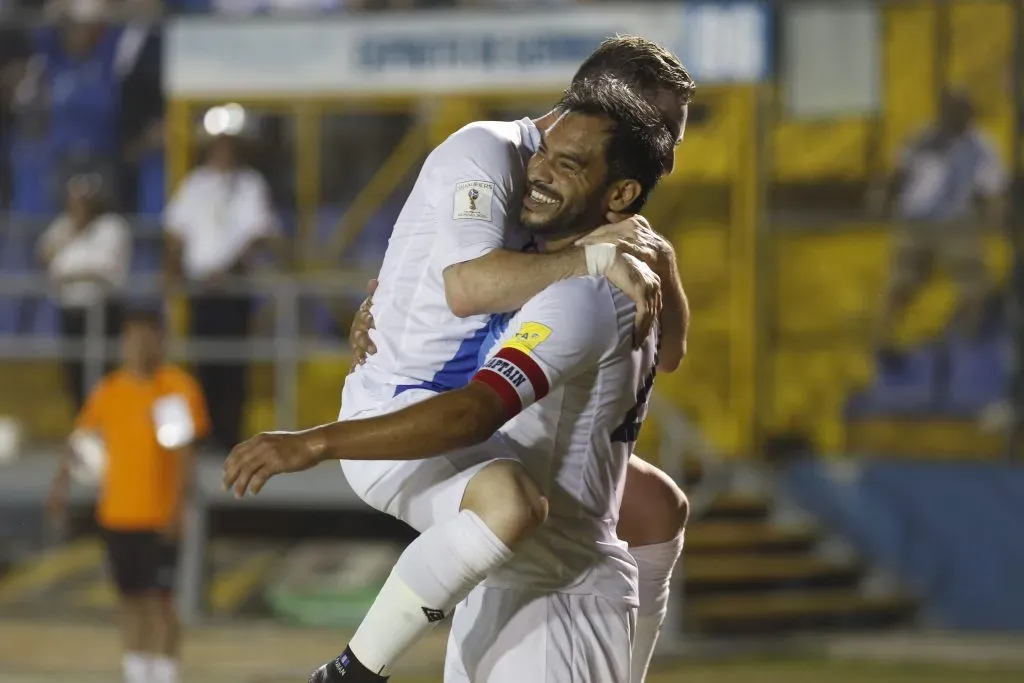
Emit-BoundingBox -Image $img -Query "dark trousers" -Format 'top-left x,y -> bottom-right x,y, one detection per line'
190,293 -> 252,450
59,302 -> 122,412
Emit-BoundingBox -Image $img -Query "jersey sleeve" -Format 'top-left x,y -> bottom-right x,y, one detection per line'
429,124 -> 518,272
470,279 -> 620,416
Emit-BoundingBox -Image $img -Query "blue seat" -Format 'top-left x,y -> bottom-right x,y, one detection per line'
943,336 -> 1008,414
846,346 -> 942,418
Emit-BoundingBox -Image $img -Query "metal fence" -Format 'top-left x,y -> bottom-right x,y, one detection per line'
0,215 -> 378,434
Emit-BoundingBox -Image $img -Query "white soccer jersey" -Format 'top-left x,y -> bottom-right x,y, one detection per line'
469,277 -> 659,608
354,118 -> 540,397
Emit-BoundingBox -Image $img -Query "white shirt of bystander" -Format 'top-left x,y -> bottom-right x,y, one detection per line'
164,166 -> 277,281
39,213 -> 131,308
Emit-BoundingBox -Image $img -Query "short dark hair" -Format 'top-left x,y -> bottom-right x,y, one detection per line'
557,76 -> 674,213
573,35 -> 696,107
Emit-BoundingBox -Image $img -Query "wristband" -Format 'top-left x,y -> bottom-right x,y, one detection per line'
584,243 -> 617,276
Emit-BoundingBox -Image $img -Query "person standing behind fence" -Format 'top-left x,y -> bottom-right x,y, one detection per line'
48,309 -> 210,683
871,90 -> 1006,364
163,132 -> 277,450
37,171 -> 130,410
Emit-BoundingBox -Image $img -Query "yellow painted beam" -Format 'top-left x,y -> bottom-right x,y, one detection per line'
0,539 -> 102,604
325,122 -> 427,262
208,550 -> 280,615
68,579 -> 117,609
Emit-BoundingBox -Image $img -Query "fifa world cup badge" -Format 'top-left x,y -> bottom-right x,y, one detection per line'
454,180 -> 494,221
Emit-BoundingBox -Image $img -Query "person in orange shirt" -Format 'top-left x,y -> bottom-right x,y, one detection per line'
48,309 -> 210,683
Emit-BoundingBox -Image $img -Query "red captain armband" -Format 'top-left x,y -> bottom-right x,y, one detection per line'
471,347 -> 550,416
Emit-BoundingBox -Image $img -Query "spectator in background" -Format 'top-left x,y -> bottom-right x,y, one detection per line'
37,171 -> 130,409
48,309 -> 210,683
0,22 -> 32,207
133,118 -> 165,216
117,2 -> 164,212
164,131 -> 278,450
8,94 -> 56,218
31,0 -> 125,205
871,90 -> 1006,364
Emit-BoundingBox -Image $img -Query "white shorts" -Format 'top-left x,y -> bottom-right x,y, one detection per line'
339,382 -> 510,533
444,585 -> 636,683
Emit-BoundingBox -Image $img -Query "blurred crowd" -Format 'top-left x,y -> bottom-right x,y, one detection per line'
0,0 -> 163,218
0,0 -> 1012,445
0,0 -> 633,220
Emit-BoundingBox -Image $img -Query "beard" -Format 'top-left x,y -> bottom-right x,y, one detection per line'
520,182 -> 607,239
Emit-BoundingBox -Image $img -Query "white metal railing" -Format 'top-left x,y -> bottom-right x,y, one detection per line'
0,271 -> 376,430
648,394 -> 732,648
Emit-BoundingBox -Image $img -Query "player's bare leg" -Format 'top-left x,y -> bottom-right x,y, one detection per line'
311,460 -> 548,682
119,596 -> 152,683
147,592 -> 182,683
617,455 -> 689,683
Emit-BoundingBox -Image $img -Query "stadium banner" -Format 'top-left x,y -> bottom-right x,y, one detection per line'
165,2 -> 771,96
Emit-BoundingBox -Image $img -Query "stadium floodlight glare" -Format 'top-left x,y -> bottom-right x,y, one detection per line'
153,395 -> 196,450
202,103 -> 247,137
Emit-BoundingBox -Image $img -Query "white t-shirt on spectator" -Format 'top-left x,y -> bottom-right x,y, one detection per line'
897,127 -> 1006,222
164,166 -> 276,281
40,213 -> 131,308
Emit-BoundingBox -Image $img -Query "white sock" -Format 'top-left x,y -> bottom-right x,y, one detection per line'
630,533 -> 685,683
150,656 -> 179,683
348,510 -> 513,676
122,652 -> 149,683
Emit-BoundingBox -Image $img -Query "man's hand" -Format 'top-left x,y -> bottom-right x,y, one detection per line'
605,252 -> 662,347
575,213 -> 673,273
348,278 -> 378,372
222,431 -> 322,498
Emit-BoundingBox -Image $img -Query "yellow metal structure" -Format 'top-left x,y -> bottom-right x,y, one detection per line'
160,0 -> 1015,457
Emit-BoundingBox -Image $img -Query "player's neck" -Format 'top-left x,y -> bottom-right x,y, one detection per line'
125,362 -> 159,380
543,231 -> 588,254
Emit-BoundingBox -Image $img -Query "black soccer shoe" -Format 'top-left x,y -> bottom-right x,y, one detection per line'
308,648 -> 388,682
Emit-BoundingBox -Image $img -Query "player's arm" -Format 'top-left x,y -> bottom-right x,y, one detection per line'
574,214 -> 686,371
223,279 -> 614,497
653,250 -> 688,372
428,127 -> 657,325
49,382 -> 106,525
421,124 -> 590,317
222,381 -> 508,497
444,248 -> 589,317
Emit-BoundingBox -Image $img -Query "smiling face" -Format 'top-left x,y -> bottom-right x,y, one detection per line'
522,112 -> 648,239
521,112 -> 614,237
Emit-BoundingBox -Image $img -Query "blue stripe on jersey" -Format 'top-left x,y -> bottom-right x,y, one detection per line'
393,313 -> 516,397
477,312 -> 514,369
394,317 -> 495,396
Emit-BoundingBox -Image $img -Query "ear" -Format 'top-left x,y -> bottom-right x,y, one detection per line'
605,179 -> 642,214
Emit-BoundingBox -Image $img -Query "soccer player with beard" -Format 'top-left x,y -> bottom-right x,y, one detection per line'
234,37 -> 693,683
224,75 -> 672,683
346,37 -> 694,682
